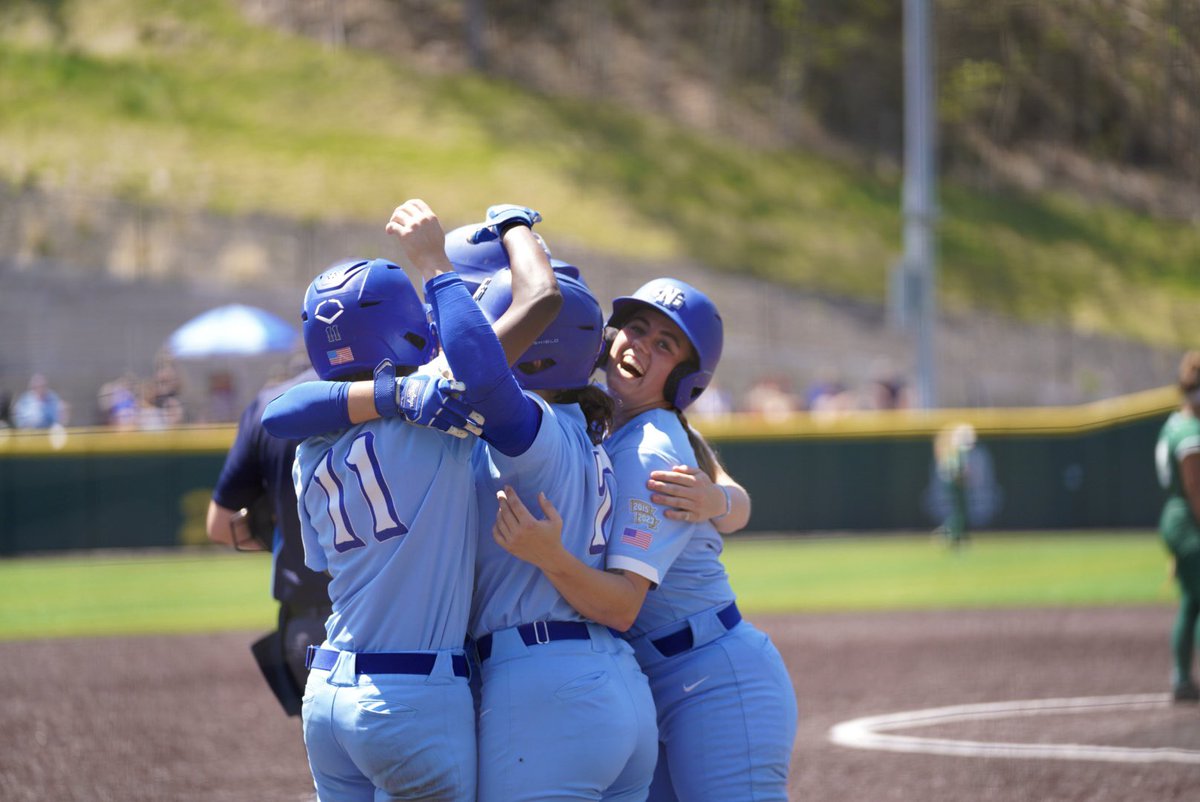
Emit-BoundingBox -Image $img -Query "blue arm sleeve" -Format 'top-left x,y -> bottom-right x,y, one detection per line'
260,381 -> 351,440
426,273 -> 539,456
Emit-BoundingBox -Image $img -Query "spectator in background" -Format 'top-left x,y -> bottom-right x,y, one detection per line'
13,373 -> 68,429
153,360 -> 185,423
206,369 -> 238,423
804,370 -> 845,411
137,378 -> 169,430
865,370 -> 911,410
804,370 -> 860,420
97,373 -> 141,429
743,374 -> 800,421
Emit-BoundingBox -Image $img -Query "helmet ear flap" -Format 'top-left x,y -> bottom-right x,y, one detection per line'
595,328 -> 617,371
664,361 -> 697,411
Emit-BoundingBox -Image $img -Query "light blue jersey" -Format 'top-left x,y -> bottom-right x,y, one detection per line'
604,408 -> 734,638
470,394 -> 657,802
294,419 -> 478,653
639,621 -> 797,802
470,394 -> 615,639
603,407 -> 797,802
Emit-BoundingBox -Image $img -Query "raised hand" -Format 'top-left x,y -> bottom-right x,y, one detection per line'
385,199 -> 453,279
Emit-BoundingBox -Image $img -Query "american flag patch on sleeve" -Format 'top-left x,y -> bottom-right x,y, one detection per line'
327,346 -> 354,366
620,527 -> 653,550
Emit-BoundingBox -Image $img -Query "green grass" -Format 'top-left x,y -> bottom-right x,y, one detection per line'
0,550 -> 278,641
2,0 -> 1200,345
0,532 -> 1174,641
723,532 -> 1174,613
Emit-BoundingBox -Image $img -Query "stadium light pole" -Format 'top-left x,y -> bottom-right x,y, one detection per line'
890,0 -> 939,408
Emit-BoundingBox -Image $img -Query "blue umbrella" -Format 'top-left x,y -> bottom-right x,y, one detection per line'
167,304 -> 299,358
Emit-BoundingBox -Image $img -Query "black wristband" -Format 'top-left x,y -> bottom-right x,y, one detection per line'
496,219 -> 532,237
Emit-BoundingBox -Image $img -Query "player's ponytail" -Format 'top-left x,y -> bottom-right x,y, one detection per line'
552,385 -> 613,445
675,410 -> 720,482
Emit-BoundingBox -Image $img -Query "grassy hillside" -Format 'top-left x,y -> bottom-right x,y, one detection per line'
2,0 -> 1199,346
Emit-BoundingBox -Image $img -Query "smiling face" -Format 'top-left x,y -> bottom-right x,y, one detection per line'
606,307 -> 695,416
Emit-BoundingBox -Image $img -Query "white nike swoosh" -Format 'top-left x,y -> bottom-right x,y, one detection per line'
682,676 -> 709,693
479,708 -> 492,718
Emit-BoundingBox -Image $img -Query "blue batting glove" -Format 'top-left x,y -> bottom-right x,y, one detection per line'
436,396 -> 485,439
396,373 -> 484,439
468,204 -> 542,244
375,360 -> 479,436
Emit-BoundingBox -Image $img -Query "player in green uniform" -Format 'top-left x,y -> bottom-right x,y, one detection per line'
934,423 -> 975,548
1154,351 -> 1200,703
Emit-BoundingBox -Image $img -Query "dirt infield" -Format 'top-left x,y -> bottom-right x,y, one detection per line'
2,606 -> 1197,801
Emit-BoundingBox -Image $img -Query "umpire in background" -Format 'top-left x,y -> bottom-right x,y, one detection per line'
206,366 -> 332,716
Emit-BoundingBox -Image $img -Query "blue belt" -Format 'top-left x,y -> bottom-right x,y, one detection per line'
305,646 -> 469,678
651,601 -> 741,658
475,621 -> 591,661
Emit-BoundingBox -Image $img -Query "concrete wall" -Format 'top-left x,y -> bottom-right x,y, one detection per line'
0,183 -> 1181,426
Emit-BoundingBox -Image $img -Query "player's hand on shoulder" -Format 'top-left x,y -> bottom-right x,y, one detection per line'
648,465 -> 727,523
469,203 -> 542,243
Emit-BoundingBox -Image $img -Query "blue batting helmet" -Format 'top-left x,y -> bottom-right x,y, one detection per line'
302,259 -> 434,380
607,277 -> 724,411
474,265 -> 604,390
443,223 -> 508,295
443,223 -> 557,295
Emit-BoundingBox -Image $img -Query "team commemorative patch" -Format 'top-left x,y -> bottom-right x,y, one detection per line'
327,346 -> 354,366
629,499 -> 660,529
620,527 -> 653,550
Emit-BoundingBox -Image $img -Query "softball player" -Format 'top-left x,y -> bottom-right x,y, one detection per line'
287,255 -> 477,802
495,278 -> 798,802
466,263 -> 658,802
265,208 -> 660,801
1155,351 -> 1200,703
277,200 -> 564,802
934,423 -> 975,548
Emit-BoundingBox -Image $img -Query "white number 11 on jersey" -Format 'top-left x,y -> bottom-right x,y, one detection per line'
311,431 -> 408,551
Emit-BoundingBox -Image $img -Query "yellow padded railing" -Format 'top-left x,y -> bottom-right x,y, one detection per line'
0,384 -> 1180,454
